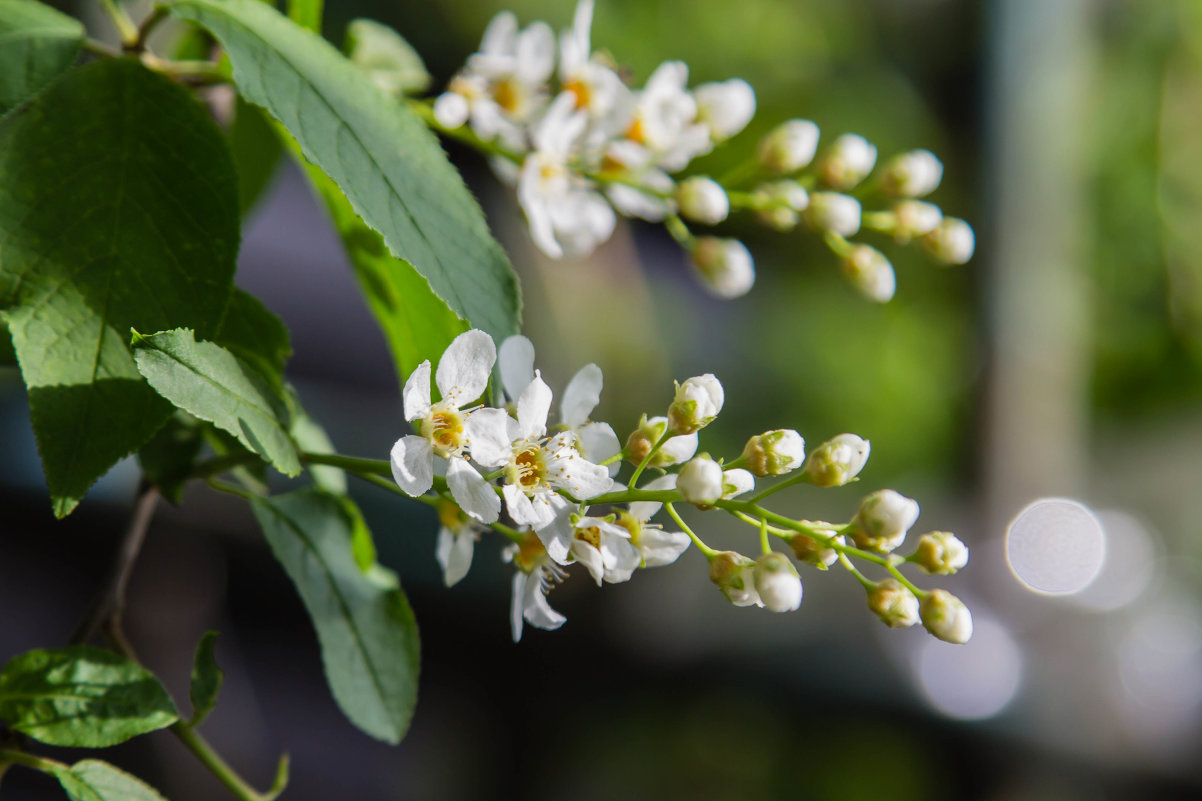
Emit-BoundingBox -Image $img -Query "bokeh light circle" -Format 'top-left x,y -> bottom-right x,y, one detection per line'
1006,498 -> 1105,595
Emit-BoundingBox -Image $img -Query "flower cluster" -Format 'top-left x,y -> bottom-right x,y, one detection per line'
391,330 -> 972,644
424,0 -> 974,302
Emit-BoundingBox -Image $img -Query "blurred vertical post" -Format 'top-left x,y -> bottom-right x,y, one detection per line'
984,0 -> 1094,530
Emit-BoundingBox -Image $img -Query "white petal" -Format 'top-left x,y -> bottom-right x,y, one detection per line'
436,526 -> 475,587
560,455 -> 611,500
722,468 -> 755,498
498,335 -> 536,402
578,422 -> 621,477
517,373 -> 552,439
535,504 -> 575,564
638,529 -> 691,567
522,570 -> 566,632
480,10 -> 517,56
433,93 -> 470,129
510,571 -> 527,642
435,329 -> 496,407
561,363 -> 602,427
446,457 -> 500,524
629,473 -> 677,521
464,408 -> 514,468
518,167 -> 564,259
517,21 -> 555,85
602,536 -> 642,583
503,483 -> 540,527
402,360 -> 431,422
390,435 -> 433,495
572,541 -> 606,586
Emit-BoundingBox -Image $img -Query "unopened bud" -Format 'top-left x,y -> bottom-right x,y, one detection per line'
667,374 -> 724,434
625,415 -> 699,468
743,429 -> 805,476
695,79 -> 756,141
819,133 -> 877,189
758,119 -> 820,174
690,237 -> 755,299
911,531 -> 969,575
922,217 -> 975,265
433,92 -> 470,129
804,192 -> 861,237
920,589 -> 973,643
881,149 -> 943,197
678,455 -> 724,505
709,550 -> 760,607
753,181 -> 809,231
721,468 -> 755,499
789,528 -> 843,569
802,433 -> 870,487
851,489 -> 920,553
841,244 -> 896,303
753,552 -> 803,612
678,177 -> 730,225
891,200 -> 942,243
868,579 -> 920,628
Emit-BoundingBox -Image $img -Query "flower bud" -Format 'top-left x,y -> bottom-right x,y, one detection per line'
851,489 -> 920,553
709,550 -> 760,606
690,237 -> 755,299
667,374 -> 724,434
819,133 -> 877,189
433,91 -> 470,129
753,552 -> 803,612
922,217 -> 975,265
721,468 -> 755,499
920,589 -> 973,643
742,429 -> 805,476
911,531 -> 969,575
867,579 -> 920,628
678,177 -> 730,225
804,192 -> 861,237
695,79 -> 756,141
678,455 -> 724,505
789,528 -> 843,569
752,181 -> 809,231
840,244 -> 896,303
881,149 -> 943,197
891,200 -> 942,243
625,415 -> 699,467
758,119 -> 820,174
802,433 -> 870,487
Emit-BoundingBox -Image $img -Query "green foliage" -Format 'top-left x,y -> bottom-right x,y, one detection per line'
0,58 -> 239,517
136,412 -> 205,504
216,288 -> 292,389
189,631 -> 223,727
229,97 -> 283,214
287,0 -> 322,34
0,647 -> 178,748
168,0 -> 521,357
57,759 -> 169,801
345,18 -> 431,96
250,489 -> 420,744
286,388 -> 348,494
132,328 -> 301,477
0,318 -> 14,364
0,0 -> 83,114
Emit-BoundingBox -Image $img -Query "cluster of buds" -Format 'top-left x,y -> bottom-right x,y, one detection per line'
417,0 -> 973,302
390,330 -> 973,644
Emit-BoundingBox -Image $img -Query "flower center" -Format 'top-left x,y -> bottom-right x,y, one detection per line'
514,530 -> 546,571
565,78 -> 591,110
626,116 -> 646,144
493,78 -> 522,113
575,525 -> 602,550
421,405 -> 467,458
615,511 -> 642,546
509,443 -> 547,492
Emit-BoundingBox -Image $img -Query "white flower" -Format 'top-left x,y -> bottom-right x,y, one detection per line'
920,589 -> 973,644
742,429 -> 805,477
851,489 -> 920,553
599,140 -> 677,221
435,503 -> 480,587
465,11 -> 556,125
558,0 -> 628,121
625,415 -> 699,468
819,133 -> 877,189
390,330 -> 502,524
497,335 -> 621,475
677,177 -> 729,225
868,579 -> 920,628
758,119 -> 820,174
922,217 -> 975,265
841,244 -> 896,303
882,149 -> 943,197
690,237 -> 754,299
471,372 -> 611,531
538,508 -> 641,586
804,192 -> 861,236
626,61 -> 712,172
802,433 -> 870,487
677,455 -> 724,505
518,92 -> 616,258
667,374 -> 724,434
709,551 -> 761,607
694,79 -> 755,142
504,532 -> 567,642
753,552 -> 803,613
616,474 -> 691,567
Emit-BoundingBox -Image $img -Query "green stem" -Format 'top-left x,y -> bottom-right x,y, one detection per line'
0,748 -> 67,776
663,214 -> 695,250
860,210 -> 896,234
746,469 -> 811,505
823,230 -> 854,258
140,53 -> 226,82
838,553 -> 876,590
490,520 -> 526,545
190,452 -> 262,481
300,451 -> 391,478
664,502 -> 717,558
628,429 -> 669,489
82,38 -> 122,58
133,4 -> 169,51
172,724 -> 288,801
598,450 -> 625,467
208,479 -> 260,502
717,158 -> 762,188
98,0 -> 139,45
759,516 -> 771,555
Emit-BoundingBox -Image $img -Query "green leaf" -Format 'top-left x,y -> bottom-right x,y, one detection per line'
204,426 -> 269,494
345,19 -> 431,97
169,0 -> 521,351
250,489 -> 420,743
0,59 -> 239,517
189,631 -> 223,727
285,387 -> 346,494
230,96 -> 283,214
132,328 -> 300,477
57,759 -> 169,801
216,288 -> 291,388
287,0 -> 321,33
0,0 -> 84,114
0,318 -> 14,365
136,411 -> 204,504
0,646 -> 178,747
